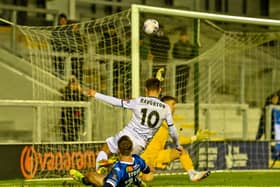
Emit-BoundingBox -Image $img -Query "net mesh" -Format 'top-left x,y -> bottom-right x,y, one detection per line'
17,10 -> 132,144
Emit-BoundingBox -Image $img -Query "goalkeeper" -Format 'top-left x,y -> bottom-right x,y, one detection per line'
141,96 -> 211,182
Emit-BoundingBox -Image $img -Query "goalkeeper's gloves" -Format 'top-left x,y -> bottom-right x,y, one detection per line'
97,166 -> 108,175
179,129 -> 216,144
180,129 -> 216,144
156,68 -> 165,81
194,129 -> 216,141
98,156 -> 118,167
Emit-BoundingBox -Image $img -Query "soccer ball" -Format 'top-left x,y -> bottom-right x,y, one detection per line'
143,19 -> 159,35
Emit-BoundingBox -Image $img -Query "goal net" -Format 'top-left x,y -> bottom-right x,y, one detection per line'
18,10 -> 132,142
15,10 -> 133,178
13,5 -> 280,178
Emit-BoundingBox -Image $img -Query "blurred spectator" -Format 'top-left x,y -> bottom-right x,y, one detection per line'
271,109 -> 280,162
57,13 -> 68,25
256,89 -> 280,140
67,21 -> 88,84
97,24 -> 124,55
172,30 -> 196,103
150,26 -> 170,64
60,75 -> 89,141
126,33 -> 150,60
150,26 -> 170,93
51,13 -> 69,79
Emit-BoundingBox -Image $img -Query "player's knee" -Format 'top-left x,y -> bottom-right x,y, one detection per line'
170,149 -> 182,159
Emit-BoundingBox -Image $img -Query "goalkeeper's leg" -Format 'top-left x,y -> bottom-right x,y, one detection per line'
178,149 -> 211,181
152,149 -> 210,182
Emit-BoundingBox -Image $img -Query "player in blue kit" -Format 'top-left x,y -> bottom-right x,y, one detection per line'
70,135 -> 153,187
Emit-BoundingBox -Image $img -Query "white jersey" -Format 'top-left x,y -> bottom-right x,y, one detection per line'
95,92 -> 180,154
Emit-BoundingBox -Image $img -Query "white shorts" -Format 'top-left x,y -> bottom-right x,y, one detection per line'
106,130 -> 145,155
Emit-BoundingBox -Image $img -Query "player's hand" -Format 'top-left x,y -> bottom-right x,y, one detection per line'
196,129 -> 216,141
156,68 -> 165,81
176,145 -> 183,153
86,89 -> 96,97
148,164 -> 156,173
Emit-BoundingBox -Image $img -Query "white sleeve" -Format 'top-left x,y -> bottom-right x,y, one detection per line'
95,92 -> 136,109
168,125 -> 180,148
95,92 -> 123,107
165,106 -> 180,148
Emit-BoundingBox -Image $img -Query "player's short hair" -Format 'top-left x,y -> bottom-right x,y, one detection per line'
179,30 -> 188,36
145,78 -> 161,91
118,135 -> 133,156
161,95 -> 177,103
58,13 -> 67,20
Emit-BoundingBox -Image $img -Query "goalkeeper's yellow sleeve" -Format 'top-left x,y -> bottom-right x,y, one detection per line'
179,135 -> 196,144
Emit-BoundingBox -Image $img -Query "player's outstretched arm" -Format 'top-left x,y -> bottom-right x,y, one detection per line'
87,89 -> 124,107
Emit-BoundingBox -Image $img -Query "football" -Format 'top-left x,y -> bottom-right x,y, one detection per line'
143,19 -> 159,34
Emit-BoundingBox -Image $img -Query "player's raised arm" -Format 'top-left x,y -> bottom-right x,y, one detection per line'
87,89 -> 126,107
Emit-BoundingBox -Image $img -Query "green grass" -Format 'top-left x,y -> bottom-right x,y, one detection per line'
0,171 -> 280,187
150,171 -> 280,186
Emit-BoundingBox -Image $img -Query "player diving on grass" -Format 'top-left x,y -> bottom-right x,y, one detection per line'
70,135 -> 153,187
141,95 -> 211,182
87,78 -> 183,171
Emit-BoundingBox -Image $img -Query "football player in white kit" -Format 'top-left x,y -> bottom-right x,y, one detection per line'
87,78 -> 182,170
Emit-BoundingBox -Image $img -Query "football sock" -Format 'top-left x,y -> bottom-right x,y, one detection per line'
188,170 -> 197,179
180,152 -> 194,171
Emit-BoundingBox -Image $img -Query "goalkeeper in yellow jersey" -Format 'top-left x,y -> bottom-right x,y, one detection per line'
141,96 -> 211,182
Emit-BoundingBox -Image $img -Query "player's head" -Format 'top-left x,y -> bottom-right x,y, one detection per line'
58,13 -> 67,25
271,94 -> 279,104
161,95 -> 177,114
179,30 -> 188,42
144,78 -> 161,96
118,135 -> 133,156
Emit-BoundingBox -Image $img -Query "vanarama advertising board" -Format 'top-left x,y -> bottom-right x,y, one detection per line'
0,141 -> 269,179
0,143 -> 103,179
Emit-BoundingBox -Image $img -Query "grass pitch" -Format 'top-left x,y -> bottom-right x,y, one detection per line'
0,171 -> 280,187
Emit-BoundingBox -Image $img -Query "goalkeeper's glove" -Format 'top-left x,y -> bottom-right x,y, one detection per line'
97,155 -> 118,174
97,155 -> 118,168
156,68 -> 165,81
97,166 -> 108,175
195,129 -> 216,141
179,129 -> 216,144
180,129 -> 216,144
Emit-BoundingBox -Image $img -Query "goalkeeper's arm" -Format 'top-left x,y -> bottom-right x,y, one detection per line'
179,129 -> 215,144
168,124 -> 182,150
